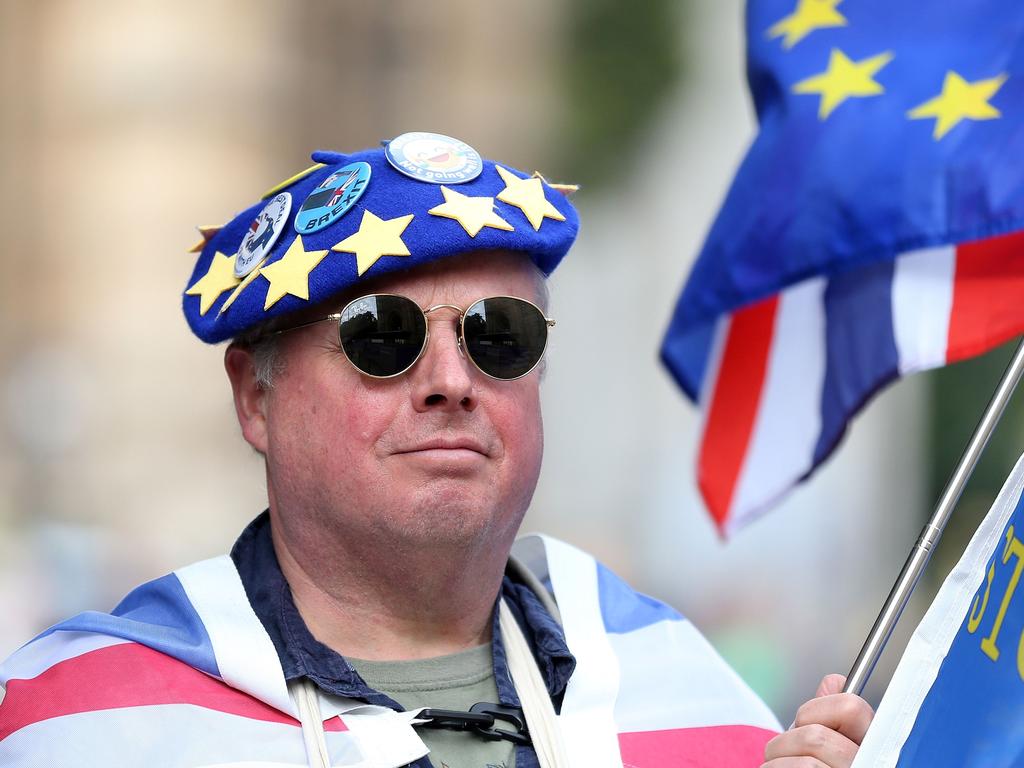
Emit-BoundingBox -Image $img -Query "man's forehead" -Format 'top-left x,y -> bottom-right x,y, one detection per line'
261,250 -> 544,334
358,251 -> 543,303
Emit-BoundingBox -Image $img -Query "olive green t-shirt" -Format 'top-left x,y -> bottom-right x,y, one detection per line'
347,644 -> 515,768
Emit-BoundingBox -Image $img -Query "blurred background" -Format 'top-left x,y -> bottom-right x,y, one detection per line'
2,0 -> 1023,722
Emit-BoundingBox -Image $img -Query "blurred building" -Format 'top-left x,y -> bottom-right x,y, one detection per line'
1,0 -> 934,720
0,0 -> 565,646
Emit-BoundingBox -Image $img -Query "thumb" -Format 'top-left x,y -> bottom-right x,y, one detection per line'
815,673 -> 847,697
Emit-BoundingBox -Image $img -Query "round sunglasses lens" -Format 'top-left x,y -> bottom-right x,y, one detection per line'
339,295 -> 426,377
463,297 -> 548,379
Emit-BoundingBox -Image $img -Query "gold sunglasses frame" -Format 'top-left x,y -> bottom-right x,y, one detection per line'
280,293 -> 555,381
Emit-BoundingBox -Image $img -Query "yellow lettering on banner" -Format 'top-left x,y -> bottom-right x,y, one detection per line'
980,525 -> 1024,662
968,561 -> 996,634
1018,624 -> 1024,681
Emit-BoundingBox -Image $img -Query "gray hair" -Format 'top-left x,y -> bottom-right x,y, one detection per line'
240,260 -> 550,391
250,334 -> 285,391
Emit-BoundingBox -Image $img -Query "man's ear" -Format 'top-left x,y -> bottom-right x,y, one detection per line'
224,344 -> 269,455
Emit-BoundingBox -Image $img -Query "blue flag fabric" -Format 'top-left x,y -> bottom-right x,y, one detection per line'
853,452 -> 1024,766
665,0 -> 1024,388
660,0 -> 1024,535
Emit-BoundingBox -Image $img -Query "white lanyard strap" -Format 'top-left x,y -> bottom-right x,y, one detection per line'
498,599 -> 570,768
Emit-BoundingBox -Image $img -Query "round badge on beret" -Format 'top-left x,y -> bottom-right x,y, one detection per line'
234,193 -> 292,277
385,132 -> 482,184
294,161 -> 371,235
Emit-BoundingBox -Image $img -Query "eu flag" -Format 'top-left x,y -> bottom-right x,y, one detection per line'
662,0 -> 1024,535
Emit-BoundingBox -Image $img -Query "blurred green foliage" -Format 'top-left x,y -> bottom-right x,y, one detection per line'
558,0 -> 687,189
927,340 -> 1024,581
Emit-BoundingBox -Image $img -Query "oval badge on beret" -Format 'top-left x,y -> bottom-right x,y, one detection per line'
235,192 -> 292,277
385,132 -> 482,184
294,161 -> 371,235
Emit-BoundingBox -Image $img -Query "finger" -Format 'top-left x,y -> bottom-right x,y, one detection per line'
815,673 -> 847,698
764,724 -> 859,767
794,693 -> 874,745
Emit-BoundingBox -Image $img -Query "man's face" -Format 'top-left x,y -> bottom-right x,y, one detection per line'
252,251 -> 545,553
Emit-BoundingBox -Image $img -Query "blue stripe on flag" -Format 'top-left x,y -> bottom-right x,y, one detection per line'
39,573 -> 220,677
812,260 -> 901,466
660,318 -> 716,402
895,486 -> 1024,766
597,562 -> 682,634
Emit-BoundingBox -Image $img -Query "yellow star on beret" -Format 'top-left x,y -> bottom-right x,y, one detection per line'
185,250 -> 240,316
428,186 -> 513,237
187,225 -> 223,254
331,210 -> 415,276
496,166 -> 566,231
258,237 -> 330,310
217,265 -> 265,316
260,162 -> 326,200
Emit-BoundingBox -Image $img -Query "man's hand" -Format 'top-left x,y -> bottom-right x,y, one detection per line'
762,674 -> 874,768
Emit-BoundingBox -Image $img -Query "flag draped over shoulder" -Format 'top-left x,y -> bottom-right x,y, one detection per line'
852,452 -> 1024,766
661,0 -> 1024,536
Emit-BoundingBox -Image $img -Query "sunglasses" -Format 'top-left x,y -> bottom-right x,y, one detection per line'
283,294 -> 555,380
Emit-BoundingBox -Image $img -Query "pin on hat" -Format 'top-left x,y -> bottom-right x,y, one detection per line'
385,132 -> 482,184
294,161 -> 371,235
234,193 -> 292,278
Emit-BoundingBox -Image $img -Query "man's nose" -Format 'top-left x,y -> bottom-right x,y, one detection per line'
410,320 -> 478,412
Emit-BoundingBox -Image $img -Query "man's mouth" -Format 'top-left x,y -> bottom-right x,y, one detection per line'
397,437 -> 488,456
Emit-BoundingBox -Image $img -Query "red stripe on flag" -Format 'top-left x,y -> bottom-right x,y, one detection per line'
619,724 -> 777,767
947,230 -> 1024,363
698,296 -> 779,532
0,642 -> 342,739
324,716 -> 347,732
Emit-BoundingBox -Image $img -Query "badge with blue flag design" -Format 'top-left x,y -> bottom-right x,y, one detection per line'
235,193 -> 291,277
294,162 -> 371,235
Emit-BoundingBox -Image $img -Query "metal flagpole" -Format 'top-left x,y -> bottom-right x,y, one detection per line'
844,336 -> 1024,696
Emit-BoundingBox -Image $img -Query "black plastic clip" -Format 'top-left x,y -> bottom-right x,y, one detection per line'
416,702 -> 531,747
468,702 -> 531,746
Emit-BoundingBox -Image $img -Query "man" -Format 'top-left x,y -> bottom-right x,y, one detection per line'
0,134 -> 872,767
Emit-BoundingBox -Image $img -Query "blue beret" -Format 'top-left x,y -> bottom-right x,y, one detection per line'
183,134 -> 580,343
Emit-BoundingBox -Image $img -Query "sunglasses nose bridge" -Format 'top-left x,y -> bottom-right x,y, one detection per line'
422,303 -> 465,317
419,303 -> 469,363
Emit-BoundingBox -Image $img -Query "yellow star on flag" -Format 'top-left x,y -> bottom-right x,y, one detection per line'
428,186 -> 514,237
496,166 -> 566,231
907,71 -> 1008,140
185,250 -> 240,316
793,48 -> 894,119
258,237 -> 330,310
331,211 -> 415,276
767,0 -> 847,49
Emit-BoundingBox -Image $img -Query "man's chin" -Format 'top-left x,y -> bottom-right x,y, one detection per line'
376,489 -> 519,547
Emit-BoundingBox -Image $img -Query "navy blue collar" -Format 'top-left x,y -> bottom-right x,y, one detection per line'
230,512 -> 575,710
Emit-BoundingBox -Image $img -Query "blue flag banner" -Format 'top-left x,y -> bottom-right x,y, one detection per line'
853,452 -> 1024,766
661,0 -> 1024,535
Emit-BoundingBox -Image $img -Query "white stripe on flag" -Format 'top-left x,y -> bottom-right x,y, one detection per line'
175,557 -> 294,716
541,535 -> 624,767
0,631 -> 128,685
610,619 -> 781,733
698,314 -> 731,409
0,703 -> 315,766
892,245 -> 956,375
728,278 -> 827,533
852,452 -> 1024,767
